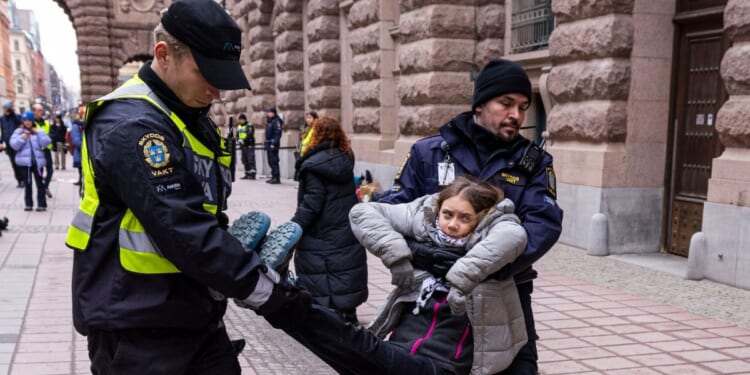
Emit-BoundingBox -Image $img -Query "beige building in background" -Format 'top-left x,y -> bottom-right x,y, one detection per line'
49,0 -> 749,290
9,28 -> 32,112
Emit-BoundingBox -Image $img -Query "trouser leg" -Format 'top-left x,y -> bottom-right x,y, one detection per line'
269,148 -> 280,179
495,281 -> 538,375
33,168 -> 46,208
282,305 -> 448,375
21,168 -> 32,208
87,325 -> 240,375
248,145 -> 256,174
7,149 -> 22,184
43,149 -> 53,188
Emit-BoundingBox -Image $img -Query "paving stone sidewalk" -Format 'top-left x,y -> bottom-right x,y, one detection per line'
0,158 -> 748,374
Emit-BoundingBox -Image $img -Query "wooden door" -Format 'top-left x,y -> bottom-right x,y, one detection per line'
667,17 -> 727,256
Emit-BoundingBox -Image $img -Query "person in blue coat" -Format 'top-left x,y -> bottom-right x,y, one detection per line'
10,110 -> 51,211
378,59 -> 564,375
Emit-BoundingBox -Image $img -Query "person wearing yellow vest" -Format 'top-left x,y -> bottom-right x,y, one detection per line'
32,103 -> 53,199
236,113 -> 256,180
66,1 -> 309,373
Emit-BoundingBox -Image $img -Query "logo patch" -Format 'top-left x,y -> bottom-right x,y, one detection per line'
546,167 -> 557,199
139,133 -> 171,170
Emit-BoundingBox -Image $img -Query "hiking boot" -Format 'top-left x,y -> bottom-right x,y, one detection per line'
228,211 -> 271,253
258,221 -> 302,275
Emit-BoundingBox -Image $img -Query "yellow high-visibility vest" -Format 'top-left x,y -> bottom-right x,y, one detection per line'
66,75 -> 231,274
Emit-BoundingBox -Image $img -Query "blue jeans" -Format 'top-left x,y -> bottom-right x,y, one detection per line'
284,305 -> 451,375
21,166 -> 46,209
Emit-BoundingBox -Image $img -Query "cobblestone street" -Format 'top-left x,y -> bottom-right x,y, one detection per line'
0,158 -> 748,374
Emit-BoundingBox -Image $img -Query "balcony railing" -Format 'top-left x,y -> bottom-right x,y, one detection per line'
511,0 -> 554,54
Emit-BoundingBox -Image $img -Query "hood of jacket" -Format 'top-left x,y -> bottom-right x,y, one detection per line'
295,141 -> 354,184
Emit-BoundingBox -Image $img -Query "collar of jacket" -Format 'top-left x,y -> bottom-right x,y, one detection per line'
438,111 -> 529,175
138,62 -> 222,153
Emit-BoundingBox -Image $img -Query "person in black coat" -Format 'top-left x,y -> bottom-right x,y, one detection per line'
290,116 -> 368,325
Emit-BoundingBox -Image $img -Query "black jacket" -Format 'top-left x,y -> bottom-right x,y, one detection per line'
1,112 -> 20,146
291,142 -> 368,310
71,64 -> 266,334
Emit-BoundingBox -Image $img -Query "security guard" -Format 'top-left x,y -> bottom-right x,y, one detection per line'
237,113 -> 257,180
66,1 -> 303,372
378,59 -> 564,375
32,103 -> 53,197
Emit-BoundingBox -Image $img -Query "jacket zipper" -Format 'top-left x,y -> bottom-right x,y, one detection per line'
409,297 -> 446,355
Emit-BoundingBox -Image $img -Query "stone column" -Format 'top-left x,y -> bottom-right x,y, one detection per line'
246,0 -> 276,125
474,1 -> 504,69
346,0 -> 399,166
396,2 -> 475,141
305,0 -> 340,119
546,0 -> 668,254
70,0 -> 116,101
273,0 -> 304,134
702,0 -> 750,289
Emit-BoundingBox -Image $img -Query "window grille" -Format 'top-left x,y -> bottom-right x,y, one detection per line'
511,0 -> 554,53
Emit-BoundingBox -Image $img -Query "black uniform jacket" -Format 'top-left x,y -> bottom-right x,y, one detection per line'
71,65 -> 265,334
378,111 -> 563,281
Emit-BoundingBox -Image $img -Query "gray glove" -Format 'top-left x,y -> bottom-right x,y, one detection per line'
390,259 -> 415,288
447,287 -> 467,316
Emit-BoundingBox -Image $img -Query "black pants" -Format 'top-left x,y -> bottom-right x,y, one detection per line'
43,148 -> 53,188
266,147 -> 279,180
240,146 -> 256,175
494,281 -> 537,375
282,305 -> 451,375
21,166 -> 46,209
87,325 -> 240,375
5,148 -> 22,184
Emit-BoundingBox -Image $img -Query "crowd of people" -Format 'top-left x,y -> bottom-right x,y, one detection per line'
0,101 -> 84,211
64,0 -> 563,374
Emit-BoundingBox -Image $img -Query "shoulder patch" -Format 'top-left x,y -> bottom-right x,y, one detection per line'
393,152 -> 410,181
546,167 -> 557,199
139,133 -> 171,169
139,132 -> 175,178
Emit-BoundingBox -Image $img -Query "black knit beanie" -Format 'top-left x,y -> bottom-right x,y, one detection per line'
238,113 -> 247,120
472,59 -> 532,111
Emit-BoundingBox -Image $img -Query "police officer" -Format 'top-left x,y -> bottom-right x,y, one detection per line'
264,107 -> 282,184
237,113 -> 257,180
378,59 -> 564,374
32,103 -> 53,198
66,1 -> 306,372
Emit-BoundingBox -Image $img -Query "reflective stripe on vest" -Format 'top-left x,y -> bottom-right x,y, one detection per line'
37,119 -> 53,150
65,75 -> 230,274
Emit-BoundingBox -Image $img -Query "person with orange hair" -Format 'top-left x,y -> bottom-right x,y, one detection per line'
289,116 -> 368,325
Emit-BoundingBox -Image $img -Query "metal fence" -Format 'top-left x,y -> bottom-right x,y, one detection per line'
511,0 -> 554,53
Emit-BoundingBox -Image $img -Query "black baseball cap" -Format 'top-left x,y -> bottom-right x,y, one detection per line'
161,0 -> 251,90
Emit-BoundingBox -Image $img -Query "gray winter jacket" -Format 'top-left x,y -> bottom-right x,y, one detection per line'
349,195 -> 528,374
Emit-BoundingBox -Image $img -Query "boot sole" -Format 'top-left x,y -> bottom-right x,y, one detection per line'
228,211 -> 272,252
259,222 -> 302,273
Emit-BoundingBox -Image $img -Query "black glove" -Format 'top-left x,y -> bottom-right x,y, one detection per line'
262,286 -> 313,331
406,238 -> 463,279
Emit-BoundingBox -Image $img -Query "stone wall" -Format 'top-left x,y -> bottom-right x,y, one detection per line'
699,0 -> 750,290
396,2 -> 475,136
273,0 -> 305,131
69,0 -> 117,102
305,0 -> 341,119
348,0 -> 385,134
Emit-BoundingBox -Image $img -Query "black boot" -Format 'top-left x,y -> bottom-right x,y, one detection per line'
248,172 -> 256,180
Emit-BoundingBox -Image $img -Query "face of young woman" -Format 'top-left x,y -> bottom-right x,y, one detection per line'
438,195 -> 479,239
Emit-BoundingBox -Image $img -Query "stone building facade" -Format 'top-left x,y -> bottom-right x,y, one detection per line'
56,0 -> 748,290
